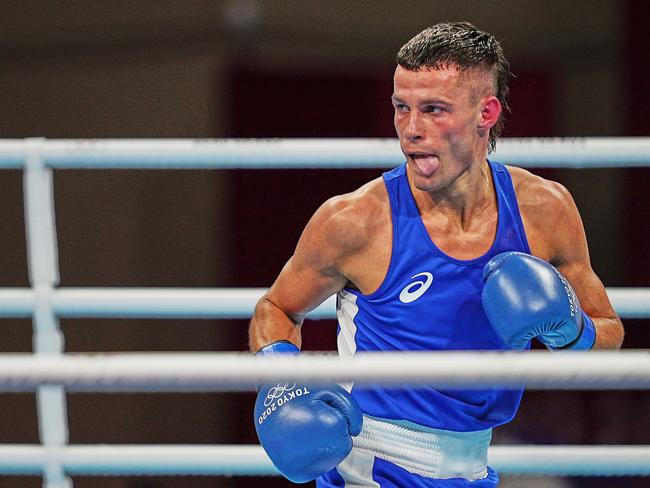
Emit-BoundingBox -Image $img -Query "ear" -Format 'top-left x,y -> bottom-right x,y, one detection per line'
477,96 -> 502,136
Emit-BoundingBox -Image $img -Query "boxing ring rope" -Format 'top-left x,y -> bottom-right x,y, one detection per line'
0,351 -> 648,392
1,137 -> 650,169
0,444 -> 648,477
0,287 -> 649,319
0,137 -> 649,486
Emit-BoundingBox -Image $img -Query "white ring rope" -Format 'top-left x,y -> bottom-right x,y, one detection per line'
0,351 -> 647,392
0,444 -> 647,477
0,287 -> 648,318
0,137 -> 649,169
1,138 -> 648,482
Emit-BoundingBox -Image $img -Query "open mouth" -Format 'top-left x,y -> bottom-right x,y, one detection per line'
408,152 -> 440,177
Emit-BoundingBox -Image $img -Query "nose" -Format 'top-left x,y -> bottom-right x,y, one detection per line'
402,111 -> 423,143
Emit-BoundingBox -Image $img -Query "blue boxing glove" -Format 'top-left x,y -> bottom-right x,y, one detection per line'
254,341 -> 363,483
481,252 -> 596,350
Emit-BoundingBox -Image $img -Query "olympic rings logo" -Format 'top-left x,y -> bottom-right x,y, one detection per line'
264,382 -> 296,406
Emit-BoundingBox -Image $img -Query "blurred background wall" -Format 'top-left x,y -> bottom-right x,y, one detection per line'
0,1 -> 648,487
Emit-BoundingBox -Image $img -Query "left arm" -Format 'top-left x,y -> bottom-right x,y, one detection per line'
546,183 -> 623,349
484,168 -> 624,350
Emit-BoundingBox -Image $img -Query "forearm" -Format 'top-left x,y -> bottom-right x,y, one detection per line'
592,316 -> 624,350
248,295 -> 303,352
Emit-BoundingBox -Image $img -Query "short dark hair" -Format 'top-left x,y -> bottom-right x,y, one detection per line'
397,22 -> 510,153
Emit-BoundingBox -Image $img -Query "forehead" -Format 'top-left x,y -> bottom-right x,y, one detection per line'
393,65 -> 478,100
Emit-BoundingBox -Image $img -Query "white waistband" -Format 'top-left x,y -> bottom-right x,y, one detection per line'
352,415 -> 491,480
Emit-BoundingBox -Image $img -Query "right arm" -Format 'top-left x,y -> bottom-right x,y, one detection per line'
249,194 -> 367,352
250,195 -> 372,483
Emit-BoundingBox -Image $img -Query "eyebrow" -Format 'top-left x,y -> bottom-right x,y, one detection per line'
391,95 -> 452,107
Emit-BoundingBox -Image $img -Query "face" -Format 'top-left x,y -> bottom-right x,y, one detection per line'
392,65 -> 499,193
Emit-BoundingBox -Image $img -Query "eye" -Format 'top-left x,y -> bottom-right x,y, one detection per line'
392,101 -> 409,113
424,105 -> 444,114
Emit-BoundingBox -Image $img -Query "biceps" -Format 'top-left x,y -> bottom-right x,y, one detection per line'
560,263 -> 617,321
551,199 -> 616,319
266,255 -> 348,321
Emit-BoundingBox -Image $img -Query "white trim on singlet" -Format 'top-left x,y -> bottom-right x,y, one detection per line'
336,289 -> 359,393
336,448 -> 381,488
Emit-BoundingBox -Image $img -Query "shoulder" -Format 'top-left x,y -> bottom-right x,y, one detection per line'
505,165 -> 583,263
506,165 -> 577,224
312,176 -> 390,252
296,176 -> 390,267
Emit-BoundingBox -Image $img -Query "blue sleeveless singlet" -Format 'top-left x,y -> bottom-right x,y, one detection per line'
336,161 -> 531,431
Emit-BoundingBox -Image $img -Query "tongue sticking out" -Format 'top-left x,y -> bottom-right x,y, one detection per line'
413,155 -> 440,177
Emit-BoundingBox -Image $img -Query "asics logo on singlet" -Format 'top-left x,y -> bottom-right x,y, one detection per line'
264,382 -> 296,407
399,272 -> 434,303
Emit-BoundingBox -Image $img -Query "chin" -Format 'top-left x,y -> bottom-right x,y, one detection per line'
411,174 -> 444,193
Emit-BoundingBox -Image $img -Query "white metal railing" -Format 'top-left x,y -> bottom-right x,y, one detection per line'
23,139 -> 70,488
1,138 -> 649,486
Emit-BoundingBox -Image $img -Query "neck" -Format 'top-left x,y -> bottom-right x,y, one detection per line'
410,159 -> 494,229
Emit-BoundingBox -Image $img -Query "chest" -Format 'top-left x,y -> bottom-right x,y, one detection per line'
419,211 -> 498,261
347,207 -> 505,295
517,205 -> 553,262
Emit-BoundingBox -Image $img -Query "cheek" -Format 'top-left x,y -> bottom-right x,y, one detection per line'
394,112 -> 407,135
439,122 -> 461,144
442,117 -> 474,143
443,121 -> 477,158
